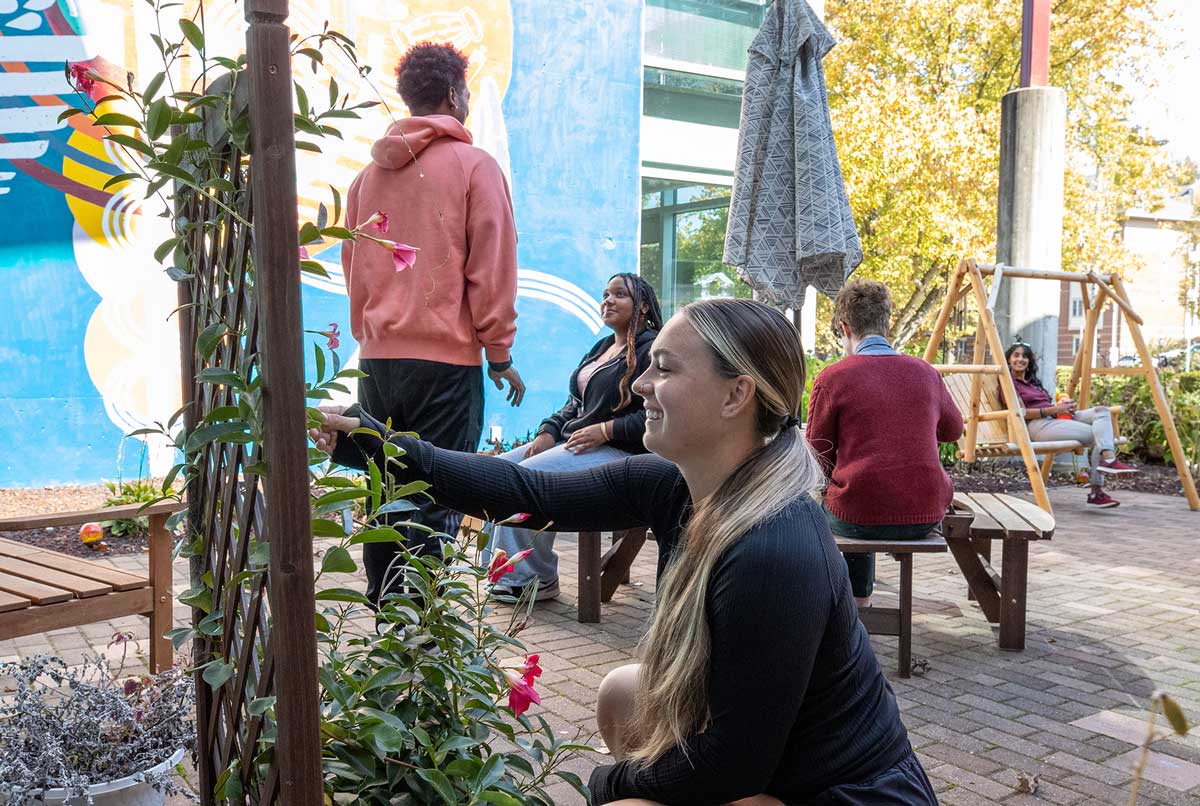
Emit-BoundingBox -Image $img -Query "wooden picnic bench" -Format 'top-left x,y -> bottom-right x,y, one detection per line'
943,491 -> 1055,651
0,500 -> 185,672
836,532 -> 947,679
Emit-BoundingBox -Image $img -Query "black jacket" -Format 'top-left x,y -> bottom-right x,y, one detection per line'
537,328 -> 658,454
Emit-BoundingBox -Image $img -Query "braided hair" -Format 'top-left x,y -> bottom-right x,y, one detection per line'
609,273 -> 663,411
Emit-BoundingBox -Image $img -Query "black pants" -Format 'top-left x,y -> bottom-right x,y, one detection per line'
358,358 -> 484,606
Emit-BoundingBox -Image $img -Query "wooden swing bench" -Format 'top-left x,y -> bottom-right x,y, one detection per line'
0,500 -> 185,672
924,258 -> 1200,514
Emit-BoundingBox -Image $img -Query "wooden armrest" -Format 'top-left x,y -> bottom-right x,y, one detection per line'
0,500 -> 186,532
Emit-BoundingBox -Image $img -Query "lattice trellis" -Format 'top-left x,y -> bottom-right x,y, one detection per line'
175,2 -> 322,802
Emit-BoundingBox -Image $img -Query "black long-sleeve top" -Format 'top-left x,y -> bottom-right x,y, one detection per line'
537,328 -> 657,454
332,409 -> 911,806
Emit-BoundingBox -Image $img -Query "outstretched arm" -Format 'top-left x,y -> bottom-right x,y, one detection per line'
315,406 -> 681,535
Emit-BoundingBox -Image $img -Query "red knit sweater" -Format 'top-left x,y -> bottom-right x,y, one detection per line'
806,355 -> 964,526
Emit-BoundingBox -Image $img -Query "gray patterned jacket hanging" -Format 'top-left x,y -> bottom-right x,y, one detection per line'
723,0 -> 862,309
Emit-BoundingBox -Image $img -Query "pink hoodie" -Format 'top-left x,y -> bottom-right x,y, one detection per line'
342,115 -> 518,366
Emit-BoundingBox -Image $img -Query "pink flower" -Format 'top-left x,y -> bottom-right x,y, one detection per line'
486,548 -> 534,583
123,679 -> 140,696
299,246 -> 310,260
391,242 -> 418,272
505,670 -> 541,717
327,322 -> 340,350
68,63 -> 96,96
373,210 -> 390,233
521,654 -> 542,681
501,513 -> 531,524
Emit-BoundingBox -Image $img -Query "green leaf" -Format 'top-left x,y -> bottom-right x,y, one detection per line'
56,107 -> 84,123
320,546 -> 357,574
203,660 -> 235,689
146,98 -> 171,140
1160,693 -> 1190,736
154,237 -> 181,264
164,627 -> 195,650
314,587 -> 371,604
294,82 -> 310,116
301,259 -> 330,277
147,159 -> 196,185
415,768 -> 457,805
197,322 -> 228,360
195,367 -> 245,389
143,72 -> 166,104
106,133 -> 155,158
349,526 -> 405,545
184,420 -> 251,453
311,517 -> 347,538
295,140 -> 323,154
316,202 -> 328,230
178,586 -> 212,613
315,341 -> 326,383
248,696 -> 276,716
94,112 -> 142,129
474,753 -> 506,791
101,171 -> 139,191
319,225 -> 354,240
202,405 -> 241,424
249,541 -> 270,567
479,792 -> 522,806
436,735 -> 481,766
298,221 -> 322,245
313,487 -> 370,515
374,499 -> 418,517
331,185 -> 342,226
179,18 -> 205,52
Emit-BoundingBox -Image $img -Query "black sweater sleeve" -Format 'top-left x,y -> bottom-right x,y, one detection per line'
587,504 -> 834,806
538,396 -> 579,442
331,408 -> 681,534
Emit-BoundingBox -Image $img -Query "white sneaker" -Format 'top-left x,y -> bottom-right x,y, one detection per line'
490,578 -> 560,602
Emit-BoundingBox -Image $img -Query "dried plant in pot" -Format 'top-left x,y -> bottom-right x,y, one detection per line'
0,653 -> 195,805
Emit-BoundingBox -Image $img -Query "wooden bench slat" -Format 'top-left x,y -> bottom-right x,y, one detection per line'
952,493 -> 1006,539
968,493 -> 1040,536
0,557 -> 112,598
0,588 -> 155,640
990,494 -> 1056,539
0,591 -> 31,613
832,534 -> 947,554
0,541 -> 147,590
0,572 -> 74,605
0,500 -> 185,532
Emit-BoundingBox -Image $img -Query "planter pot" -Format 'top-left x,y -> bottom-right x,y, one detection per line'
5,749 -> 185,806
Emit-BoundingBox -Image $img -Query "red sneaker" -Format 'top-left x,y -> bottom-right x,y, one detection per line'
1087,491 -> 1120,508
1098,458 -> 1138,475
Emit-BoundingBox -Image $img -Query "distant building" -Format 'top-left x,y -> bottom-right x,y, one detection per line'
1056,187 -> 1197,366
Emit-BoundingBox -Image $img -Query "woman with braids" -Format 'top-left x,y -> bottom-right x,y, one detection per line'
483,272 -> 663,600
1003,341 -> 1136,509
312,298 -> 935,805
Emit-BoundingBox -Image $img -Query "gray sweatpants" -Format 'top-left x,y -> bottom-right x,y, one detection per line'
1027,406 -> 1115,486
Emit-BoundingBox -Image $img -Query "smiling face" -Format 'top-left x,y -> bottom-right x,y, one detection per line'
1008,346 -> 1032,376
600,276 -> 639,332
632,315 -> 742,463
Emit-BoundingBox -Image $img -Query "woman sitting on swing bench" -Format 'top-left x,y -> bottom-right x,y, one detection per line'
1003,340 -> 1137,508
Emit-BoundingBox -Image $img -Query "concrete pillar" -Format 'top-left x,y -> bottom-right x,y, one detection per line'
995,86 -> 1067,370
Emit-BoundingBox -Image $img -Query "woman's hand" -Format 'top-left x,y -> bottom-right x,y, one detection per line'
523,432 -> 556,459
308,405 -> 362,455
564,423 -> 609,454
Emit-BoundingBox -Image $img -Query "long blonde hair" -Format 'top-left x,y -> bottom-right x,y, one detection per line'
627,298 -> 826,763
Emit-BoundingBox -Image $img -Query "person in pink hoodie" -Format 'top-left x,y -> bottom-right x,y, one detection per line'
342,42 -> 525,607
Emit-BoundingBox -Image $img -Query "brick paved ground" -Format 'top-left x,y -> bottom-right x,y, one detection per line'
3,486 -> 1198,804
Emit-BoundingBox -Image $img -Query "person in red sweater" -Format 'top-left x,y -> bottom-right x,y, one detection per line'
342,42 -> 525,607
806,280 -> 963,606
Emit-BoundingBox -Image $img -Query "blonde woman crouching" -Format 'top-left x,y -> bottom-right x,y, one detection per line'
313,298 -> 936,806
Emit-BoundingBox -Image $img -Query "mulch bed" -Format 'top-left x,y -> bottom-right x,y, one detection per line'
949,460 -> 1191,497
0,523 -> 156,558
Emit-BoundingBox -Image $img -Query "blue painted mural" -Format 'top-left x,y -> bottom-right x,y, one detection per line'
0,0 -> 642,487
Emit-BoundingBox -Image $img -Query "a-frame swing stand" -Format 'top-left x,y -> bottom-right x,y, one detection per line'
923,258 -> 1199,514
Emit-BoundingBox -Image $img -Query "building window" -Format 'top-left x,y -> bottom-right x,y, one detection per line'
644,0 -> 769,73
1070,297 -> 1083,319
640,178 -> 751,315
1071,335 -> 1081,355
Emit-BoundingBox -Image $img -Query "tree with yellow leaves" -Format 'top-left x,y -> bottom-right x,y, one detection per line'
823,0 -> 1182,350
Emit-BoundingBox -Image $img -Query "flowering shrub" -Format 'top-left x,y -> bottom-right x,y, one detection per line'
0,655 -> 195,803
311,440 -> 589,804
